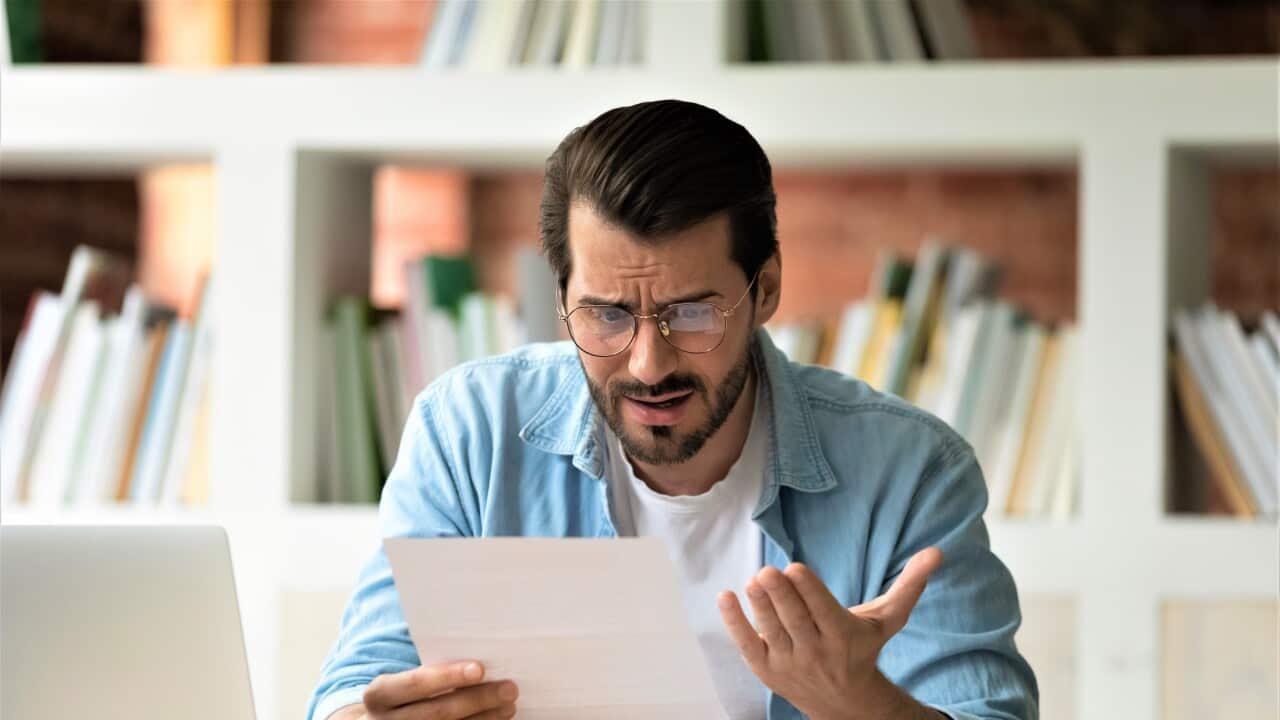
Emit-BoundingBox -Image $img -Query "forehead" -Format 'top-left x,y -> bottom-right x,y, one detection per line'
566,203 -> 734,293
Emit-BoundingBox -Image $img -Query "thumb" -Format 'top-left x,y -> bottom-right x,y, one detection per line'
852,547 -> 943,637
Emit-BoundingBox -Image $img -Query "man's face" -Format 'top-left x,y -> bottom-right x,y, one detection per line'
565,203 -> 761,465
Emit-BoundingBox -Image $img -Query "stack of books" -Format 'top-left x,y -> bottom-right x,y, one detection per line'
421,0 -> 645,68
737,0 -> 976,63
318,247 -> 559,504
0,247 -> 214,509
1170,305 -> 1279,519
769,241 -> 1078,519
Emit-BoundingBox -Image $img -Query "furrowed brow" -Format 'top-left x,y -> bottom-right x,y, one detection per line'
575,289 -> 722,311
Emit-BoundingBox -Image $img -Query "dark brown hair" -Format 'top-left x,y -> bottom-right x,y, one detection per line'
539,99 -> 778,297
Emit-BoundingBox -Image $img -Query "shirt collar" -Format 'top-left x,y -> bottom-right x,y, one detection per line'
518,328 -> 838,495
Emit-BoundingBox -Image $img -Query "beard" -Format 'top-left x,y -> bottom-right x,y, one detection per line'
584,341 -> 754,466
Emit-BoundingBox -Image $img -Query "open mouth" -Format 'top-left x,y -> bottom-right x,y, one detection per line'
620,390 -> 695,426
626,392 -> 692,409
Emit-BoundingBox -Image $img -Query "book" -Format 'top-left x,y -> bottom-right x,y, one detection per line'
1173,311 -> 1265,510
26,301 -> 107,507
522,0 -> 570,65
1262,311 -> 1280,360
130,322 -> 192,504
835,0 -> 884,61
1217,310 -> 1277,422
985,323 -> 1046,514
616,0 -> 642,64
421,0 -> 468,67
1247,333 -> 1280,390
421,0 -> 480,67
561,0 -> 601,67
0,293 -> 65,504
316,325 -> 342,503
593,0 -> 627,65
963,302 -> 1017,455
933,300 -> 988,428
883,241 -> 947,396
1019,325 -> 1078,517
9,247 -> 131,501
1171,351 -> 1256,517
508,0 -> 540,64
378,320 -> 409,435
770,323 -> 823,365
369,319 -> 403,473
1192,307 -> 1276,512
516,245 -> 561,344
790,0 -> 837,62
333,297 -> 382,503
1006,331 -> 1062,516
424,255 -> 478,318
829,301 -> 874,377
762,0 -> 798,62
912,0 -> 976,60
72,286 -> 149,504
5,0 -> 42,63
463,0 -> 520,68
857,300 -> 903,389
1047,430 -> 1078,520
873,0 -> 924,61
114,321 -> 173,502
159,276 -> 214,505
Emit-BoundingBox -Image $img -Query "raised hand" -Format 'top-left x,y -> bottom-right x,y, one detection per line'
717,548 -> 944,720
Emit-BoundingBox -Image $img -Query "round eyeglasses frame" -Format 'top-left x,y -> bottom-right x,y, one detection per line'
557,273 -> 760,358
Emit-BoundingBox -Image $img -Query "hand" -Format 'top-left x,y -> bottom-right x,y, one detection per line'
717,548 -> 943,720
338,660 -> 518,720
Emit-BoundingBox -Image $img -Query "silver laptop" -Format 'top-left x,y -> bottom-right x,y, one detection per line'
1,525 -> 257,719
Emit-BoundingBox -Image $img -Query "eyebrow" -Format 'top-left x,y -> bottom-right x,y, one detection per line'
575,289 -> 722,311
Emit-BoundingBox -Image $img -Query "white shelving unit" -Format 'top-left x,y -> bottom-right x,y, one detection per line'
2,4 -> 1277,718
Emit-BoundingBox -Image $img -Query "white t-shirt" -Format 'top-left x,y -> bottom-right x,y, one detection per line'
604,390 -> 769,720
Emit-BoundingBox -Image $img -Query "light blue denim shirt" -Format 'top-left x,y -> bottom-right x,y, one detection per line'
308,330 -> 1038,720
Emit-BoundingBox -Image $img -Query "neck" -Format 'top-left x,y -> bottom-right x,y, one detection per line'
629,362 -> 758,497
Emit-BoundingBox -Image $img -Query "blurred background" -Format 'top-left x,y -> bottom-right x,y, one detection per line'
0,1 -> 1276,718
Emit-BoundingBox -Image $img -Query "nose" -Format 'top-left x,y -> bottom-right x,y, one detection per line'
628,316 -> 679,387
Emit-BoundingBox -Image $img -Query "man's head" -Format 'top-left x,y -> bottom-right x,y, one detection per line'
539,100 -> 781,466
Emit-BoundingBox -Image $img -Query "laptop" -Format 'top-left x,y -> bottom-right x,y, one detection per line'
1,525 -> 257,719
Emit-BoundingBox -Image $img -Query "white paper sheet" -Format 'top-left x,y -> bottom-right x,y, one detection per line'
385,537 -> 728,719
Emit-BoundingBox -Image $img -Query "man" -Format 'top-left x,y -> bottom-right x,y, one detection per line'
309,100 -> 1038,720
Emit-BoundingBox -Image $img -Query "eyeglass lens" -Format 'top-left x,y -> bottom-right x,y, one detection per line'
567,302 -> 727,356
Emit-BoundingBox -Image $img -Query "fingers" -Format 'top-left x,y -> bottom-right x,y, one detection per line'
757,565 -> 820,646
382,681 -> 518,720
717,590 -> 767,666
463,703 -> 517,720
783,563 -> 848,634
859,547 -> 944,637
745,579 -> 792,653
365,661 -> 488,711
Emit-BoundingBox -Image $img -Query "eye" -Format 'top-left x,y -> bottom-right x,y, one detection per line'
588,306 -> 629,325
666,303 -> 718,332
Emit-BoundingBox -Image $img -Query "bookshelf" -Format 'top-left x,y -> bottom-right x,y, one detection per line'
2,3 -> 1277,717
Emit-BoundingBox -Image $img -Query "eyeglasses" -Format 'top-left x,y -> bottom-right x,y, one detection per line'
558,274 -> 759,357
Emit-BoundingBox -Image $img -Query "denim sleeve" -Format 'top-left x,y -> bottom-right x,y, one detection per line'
306,393 -> 475,720
877,442 -> 1040,720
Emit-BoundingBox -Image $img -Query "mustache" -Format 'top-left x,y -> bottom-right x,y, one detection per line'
609,373 -> 706,399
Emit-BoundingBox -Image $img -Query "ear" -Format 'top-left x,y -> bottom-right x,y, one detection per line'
752,254 -> 782,328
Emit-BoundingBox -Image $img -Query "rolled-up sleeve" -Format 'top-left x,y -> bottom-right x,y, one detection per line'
877,442 -> 1040,720
307,392 -> 474,720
